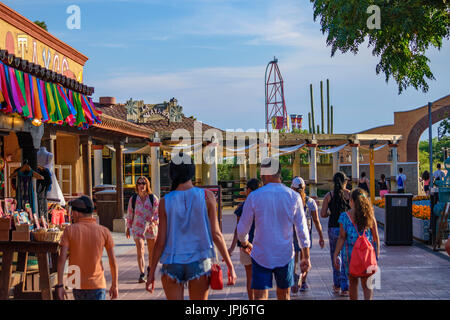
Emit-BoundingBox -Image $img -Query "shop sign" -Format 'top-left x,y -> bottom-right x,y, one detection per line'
0,19 -> 84,82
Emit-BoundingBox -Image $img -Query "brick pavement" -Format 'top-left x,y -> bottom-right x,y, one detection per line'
94,208 -> 450,300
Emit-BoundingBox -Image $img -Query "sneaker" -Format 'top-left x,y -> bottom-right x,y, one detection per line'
291,285 -> 299,294
332,286 -> 340,294
138,273 -> 146,283
300,282 -> 309,292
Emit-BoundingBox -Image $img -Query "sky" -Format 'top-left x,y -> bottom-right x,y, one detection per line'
3,0 -> 449,140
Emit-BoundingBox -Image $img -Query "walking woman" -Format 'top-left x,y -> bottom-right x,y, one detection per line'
333,188 -> 380,300
358,172 -> 370,194
146,155 -> 237,300
291,177 -> 324,293
228,178 -> 261,300
320,172 -> 350,296
421,171 -> 431,196
126,176 -> 159,283
378,174 -> 389,198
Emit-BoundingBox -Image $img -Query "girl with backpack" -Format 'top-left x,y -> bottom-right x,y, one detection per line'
333,188 -> 380,300
291,177 -> 324,294
126,176 -> 159,284
321,172 -> 351,296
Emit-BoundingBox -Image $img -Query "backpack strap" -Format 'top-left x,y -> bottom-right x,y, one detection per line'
346,212 -> 366,237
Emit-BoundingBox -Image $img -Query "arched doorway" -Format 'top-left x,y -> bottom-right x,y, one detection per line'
406,104 -> 450,162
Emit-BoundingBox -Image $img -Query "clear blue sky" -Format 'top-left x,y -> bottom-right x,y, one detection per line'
4,0 -> 449,140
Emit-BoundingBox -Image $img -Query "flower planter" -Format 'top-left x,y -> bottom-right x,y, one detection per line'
412,217 -> 430,242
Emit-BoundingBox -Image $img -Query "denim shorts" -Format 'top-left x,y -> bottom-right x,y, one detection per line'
161,258 -> 212,284
251,258 -> 294,290
72,289 -> 106,300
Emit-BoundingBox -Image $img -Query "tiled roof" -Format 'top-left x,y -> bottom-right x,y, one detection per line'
95,103 -> 221,135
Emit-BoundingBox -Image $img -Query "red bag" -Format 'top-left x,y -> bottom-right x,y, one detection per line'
347,213 -> 378,277
210,263 -> 223,290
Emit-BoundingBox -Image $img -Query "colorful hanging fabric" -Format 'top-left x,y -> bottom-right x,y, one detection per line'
0,61 -> 99,127
15,70 -> 31,118
0,63 -> 13,113
22,72 -> 34,119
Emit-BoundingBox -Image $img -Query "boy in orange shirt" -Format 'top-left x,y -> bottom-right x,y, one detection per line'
57,195 -> 118,300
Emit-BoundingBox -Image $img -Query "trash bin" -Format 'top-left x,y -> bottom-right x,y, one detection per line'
95,190 -> 117,231
384,193 -> 413,245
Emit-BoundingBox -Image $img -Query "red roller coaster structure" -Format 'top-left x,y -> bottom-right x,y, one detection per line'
265,57 -> 288,131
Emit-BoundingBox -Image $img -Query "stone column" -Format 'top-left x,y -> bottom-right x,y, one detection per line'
149,140 -> 161,199
81,136 -> 93,199
389,144 -> 398,192
93,145 -> 104,187
333,151 -> 340,175
48,132 -> 56,168
209,142 -> 219,185
307,142 -> 318,197
293,151 -> 301,178
239,154 -> 247,187
350,142 -> 360,189
249,164 -> 258,179
113,141 -> 126,232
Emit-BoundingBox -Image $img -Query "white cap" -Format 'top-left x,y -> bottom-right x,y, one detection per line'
291,177 -> 305,189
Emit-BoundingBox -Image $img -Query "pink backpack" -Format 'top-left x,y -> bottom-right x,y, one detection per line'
346,212 -> 378,277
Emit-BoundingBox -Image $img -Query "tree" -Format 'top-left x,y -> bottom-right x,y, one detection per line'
438,115 -> 449,139
34,20 -> 48,31
310,0 -> 450,93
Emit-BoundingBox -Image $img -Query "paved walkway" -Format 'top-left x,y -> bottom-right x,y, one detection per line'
93,208 -> 449,300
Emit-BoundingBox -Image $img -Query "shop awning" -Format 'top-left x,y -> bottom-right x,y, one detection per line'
0,60 -> 100,129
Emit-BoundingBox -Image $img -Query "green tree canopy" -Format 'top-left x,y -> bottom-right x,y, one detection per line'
310,0 -> 450,93
34,20 -> 48,31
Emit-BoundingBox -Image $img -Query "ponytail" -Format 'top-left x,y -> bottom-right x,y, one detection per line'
169,153 -> 195,191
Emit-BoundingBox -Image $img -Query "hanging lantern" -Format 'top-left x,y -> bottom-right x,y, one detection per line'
31,118 -> 42,127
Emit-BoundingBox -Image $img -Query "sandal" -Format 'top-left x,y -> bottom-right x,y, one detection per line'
340,290 -> 349,297
332,286 -> 340,294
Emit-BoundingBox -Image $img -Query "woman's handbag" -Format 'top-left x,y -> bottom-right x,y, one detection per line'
210,246 -> 224,290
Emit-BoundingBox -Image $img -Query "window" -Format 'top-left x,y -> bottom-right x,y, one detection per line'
123,154 -> 150,187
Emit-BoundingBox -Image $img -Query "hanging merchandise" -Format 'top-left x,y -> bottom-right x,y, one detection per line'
0,61 -> 101,128
36,165 -> 52,219
10,160 -> 44,214
37,146 -> 65,206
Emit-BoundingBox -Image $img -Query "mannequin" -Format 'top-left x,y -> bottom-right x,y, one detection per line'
37,146 -> 66,206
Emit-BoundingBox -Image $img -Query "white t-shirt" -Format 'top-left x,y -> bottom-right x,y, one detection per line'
396,174 -> 406,189
304,197 -> 318,230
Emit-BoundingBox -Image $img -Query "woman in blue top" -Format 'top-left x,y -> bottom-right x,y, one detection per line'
146,155 -> 237,300
333,188 -> 380,300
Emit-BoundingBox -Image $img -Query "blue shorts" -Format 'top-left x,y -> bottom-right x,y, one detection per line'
293,228 -> 312,252
251,258 -> 294,290
161,258 -> 212,284
72,289 -> 106,300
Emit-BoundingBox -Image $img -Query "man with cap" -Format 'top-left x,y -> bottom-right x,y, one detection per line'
237,158 -> 311,300
57,195 -> 118,300
290,177 -> 324,294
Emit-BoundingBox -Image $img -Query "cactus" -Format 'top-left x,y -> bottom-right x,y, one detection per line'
331,105 -> 334,134
308,112 -> 312,133
320,81 -> 324,134
310,84 -> 315,134
327,79 -> 330,134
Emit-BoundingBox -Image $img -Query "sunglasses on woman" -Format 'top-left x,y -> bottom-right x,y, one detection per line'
137,181 -> 146,185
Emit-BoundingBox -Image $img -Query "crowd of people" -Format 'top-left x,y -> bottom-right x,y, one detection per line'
55,154 -> 393,301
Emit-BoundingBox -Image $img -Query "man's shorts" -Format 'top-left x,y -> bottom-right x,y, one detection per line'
251,258 -> 294,290
240,248 -> 252,266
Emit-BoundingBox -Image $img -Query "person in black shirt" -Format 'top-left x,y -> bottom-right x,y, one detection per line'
228,178 -> 261,300
358,172 -> 370,194
321,172 -> 351,297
